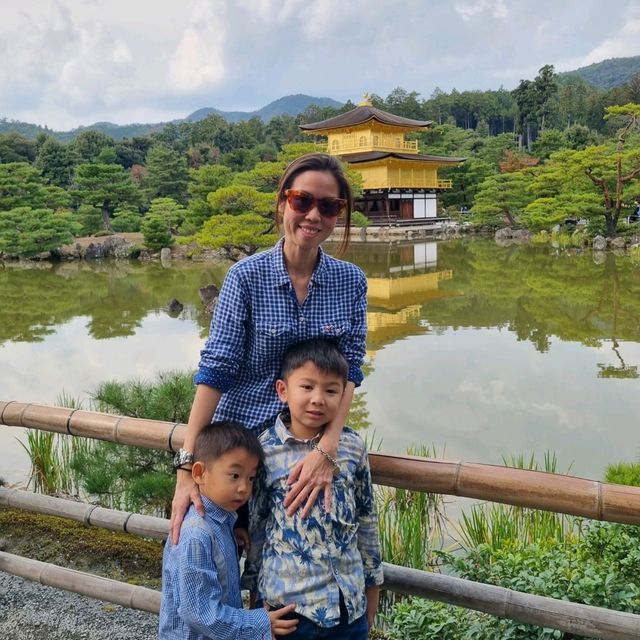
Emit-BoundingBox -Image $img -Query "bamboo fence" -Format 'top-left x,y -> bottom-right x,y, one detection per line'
0,487 -> 167,539
3,488 -> 640,639
0,551 -> 160,613
2,400 -> 640,525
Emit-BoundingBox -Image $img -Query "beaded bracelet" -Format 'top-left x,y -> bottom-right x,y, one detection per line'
311,442 -> 340,475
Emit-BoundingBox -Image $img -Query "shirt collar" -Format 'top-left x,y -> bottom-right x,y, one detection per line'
274,410 -> 323,445
271,237 -> 329,287
200,494 -> 239,526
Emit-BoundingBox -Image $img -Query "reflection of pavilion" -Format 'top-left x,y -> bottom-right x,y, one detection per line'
363,242 -> 459,354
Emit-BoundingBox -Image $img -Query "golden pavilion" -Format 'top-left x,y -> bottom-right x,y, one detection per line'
300,96 -> 465,222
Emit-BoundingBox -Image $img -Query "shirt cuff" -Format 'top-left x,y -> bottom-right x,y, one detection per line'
347,364 -> 364,387
193,367 -> 235,392
364,565 -> 385,587
240,607 -> 271,640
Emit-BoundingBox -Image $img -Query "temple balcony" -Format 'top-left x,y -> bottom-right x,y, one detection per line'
321,139 -> 420,154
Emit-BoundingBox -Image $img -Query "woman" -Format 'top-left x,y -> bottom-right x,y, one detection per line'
170,153 -> 368,543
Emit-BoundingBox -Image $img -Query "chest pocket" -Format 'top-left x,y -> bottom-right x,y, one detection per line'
318,320 -> 350,340
253,322 -> 297,363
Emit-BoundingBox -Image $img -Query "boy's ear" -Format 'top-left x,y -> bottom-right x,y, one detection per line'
191,461 -> 206,486
275,378 -> 288,403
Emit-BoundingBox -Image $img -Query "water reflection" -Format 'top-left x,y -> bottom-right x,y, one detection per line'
2,240 -> 640,483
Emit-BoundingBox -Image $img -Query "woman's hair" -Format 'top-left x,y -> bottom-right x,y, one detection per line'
276,153 -> 353,255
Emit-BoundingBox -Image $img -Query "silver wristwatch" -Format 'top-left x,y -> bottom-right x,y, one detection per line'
173,448 -> 194,469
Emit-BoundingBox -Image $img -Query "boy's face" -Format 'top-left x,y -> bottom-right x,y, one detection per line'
276,361 -> 345,440
192,447 -> 260,512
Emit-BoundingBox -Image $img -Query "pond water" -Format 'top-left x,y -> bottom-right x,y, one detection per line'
2,239 -> 639,487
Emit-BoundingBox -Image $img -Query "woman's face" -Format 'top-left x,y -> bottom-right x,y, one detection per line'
279,170 -> 340,253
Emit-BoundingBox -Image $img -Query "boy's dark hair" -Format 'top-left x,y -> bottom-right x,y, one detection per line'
279,338 -> 348,384
194,421 -> 264,465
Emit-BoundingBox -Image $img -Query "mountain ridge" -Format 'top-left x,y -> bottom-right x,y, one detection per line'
3,56 -> 640,141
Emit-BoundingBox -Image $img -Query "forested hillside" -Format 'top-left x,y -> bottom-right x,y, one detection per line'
2,63 -> 640,259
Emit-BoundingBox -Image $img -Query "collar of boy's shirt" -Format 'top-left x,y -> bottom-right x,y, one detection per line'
275,411 -> 323,446
199,494 -> 239,525
271,237 -> 329,287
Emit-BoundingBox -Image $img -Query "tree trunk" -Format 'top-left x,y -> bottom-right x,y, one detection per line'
101,206 -> 112,231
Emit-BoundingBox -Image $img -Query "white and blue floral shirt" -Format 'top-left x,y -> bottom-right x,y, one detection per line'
194,238 -> 368,433
241,412 -> 384,628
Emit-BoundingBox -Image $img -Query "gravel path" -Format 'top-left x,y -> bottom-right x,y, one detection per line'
0,572 -> 158,640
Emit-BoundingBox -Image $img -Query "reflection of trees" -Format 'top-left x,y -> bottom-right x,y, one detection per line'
427,241 -> 640,357
0,261 -> 227,345
597,340 -> 639,379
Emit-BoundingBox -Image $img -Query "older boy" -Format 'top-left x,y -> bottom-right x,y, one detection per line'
242,339 -> 384,638
160,421 -> 298,639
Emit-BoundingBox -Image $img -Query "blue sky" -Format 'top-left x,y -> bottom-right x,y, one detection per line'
2,0 -> 640,130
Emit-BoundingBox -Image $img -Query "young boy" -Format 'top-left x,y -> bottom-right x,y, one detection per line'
159,420 -> 298,639
242,339 -> 384,638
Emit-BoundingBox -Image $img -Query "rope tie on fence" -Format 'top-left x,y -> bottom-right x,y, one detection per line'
168,422 -> 181,453
18,403 -> 32,428
112,415 -> 124,443
122,512 -> 133,533
0,400 -> 16,424
83,504 -> 99,526
596,481 -> 604,521
65,408 -> 79,435
453,459 -> 463,496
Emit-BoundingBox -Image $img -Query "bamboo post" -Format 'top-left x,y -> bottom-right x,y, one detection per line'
0,551 -> 161,613
3,401 -> 640,526
0,488 -> 168,539
383,564 -> 640,640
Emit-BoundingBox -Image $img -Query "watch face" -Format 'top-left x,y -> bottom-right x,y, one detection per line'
173,449 -> 193,468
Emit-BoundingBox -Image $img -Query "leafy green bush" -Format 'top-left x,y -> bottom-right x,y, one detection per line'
111,207 -> 142,232
351,210 -> 370,228
141,211 -> 172,250
605,461 -> 640,486
69,370 -> 196,516
383,599 -> 470,639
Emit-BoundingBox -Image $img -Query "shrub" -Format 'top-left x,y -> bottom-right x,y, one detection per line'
351,210 -> 370,228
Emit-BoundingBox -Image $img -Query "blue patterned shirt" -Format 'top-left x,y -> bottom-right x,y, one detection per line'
241,413 -> 384,628
159,497 -> 271,640
194,238 -> 368,433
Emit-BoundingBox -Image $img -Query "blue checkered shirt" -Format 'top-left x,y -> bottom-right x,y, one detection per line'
159,498 -> 271,639
194,238 -> 368,433
241,413 -> 384,628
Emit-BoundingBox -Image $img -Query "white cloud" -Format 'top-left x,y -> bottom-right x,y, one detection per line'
580,15 -> 640,66
168,0 -> 227,93
454,0 -> 508,22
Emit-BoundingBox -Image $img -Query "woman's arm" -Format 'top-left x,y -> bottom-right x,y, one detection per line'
284,381 -> 355,517
169,384 -> 222,544
284,267 -> 368,517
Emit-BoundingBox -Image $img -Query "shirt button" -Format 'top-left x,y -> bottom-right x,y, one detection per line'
271,328 -> 276,334
299,316 -> 305,322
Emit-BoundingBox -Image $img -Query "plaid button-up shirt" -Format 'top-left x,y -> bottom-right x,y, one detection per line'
159,498 -> 271,639
194,238 -> 368,433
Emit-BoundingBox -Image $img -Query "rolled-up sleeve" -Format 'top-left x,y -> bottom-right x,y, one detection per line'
194,267 -> 249,391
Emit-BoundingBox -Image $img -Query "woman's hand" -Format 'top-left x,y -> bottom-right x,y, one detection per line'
169,469 -> 204,544
284,447 -> 335,517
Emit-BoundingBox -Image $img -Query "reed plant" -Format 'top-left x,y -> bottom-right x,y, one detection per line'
455,451 -> 582,553
17,393 -> 92,496
376,444 -> 447,571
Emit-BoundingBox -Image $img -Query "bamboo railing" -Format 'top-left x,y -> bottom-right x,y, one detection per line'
0,551 -> 160,613
3,400 -> 640,525
3,488 -> 640,639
